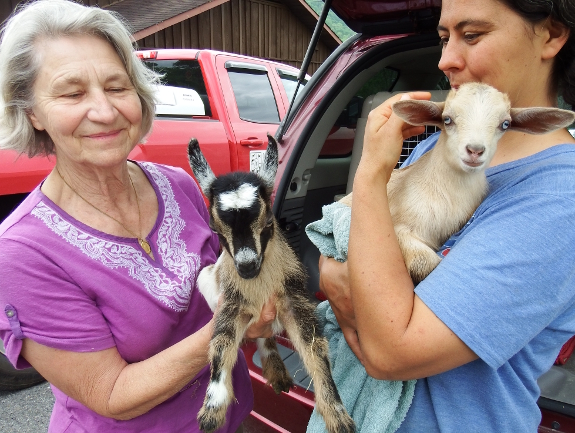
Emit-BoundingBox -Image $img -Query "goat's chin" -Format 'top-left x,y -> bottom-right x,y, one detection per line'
460,159 -> 487,172
236,266 -> 261,280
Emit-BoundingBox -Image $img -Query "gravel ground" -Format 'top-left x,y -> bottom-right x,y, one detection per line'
0,383 -> 266,432
0,382 -> 54,432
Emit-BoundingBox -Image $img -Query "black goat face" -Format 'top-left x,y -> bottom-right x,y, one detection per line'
210,179 -> 274,279
187,135 -> 279,279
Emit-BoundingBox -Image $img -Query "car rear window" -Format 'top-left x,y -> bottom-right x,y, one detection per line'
142,59 -> 212,117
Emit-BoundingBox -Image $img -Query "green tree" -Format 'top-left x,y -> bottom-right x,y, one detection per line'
304,0 -> 356,41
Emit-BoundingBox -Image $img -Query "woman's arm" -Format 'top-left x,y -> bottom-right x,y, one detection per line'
21,299 -> 277,420
326,93 -> 477,380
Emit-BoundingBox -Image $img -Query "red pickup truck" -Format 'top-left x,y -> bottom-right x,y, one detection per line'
0,48 -> 309,221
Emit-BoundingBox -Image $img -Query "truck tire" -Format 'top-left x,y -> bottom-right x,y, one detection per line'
0,353 -> 46,391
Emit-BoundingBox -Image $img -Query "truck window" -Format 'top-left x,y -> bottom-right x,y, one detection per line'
276,69 -> 307,103
226,69 -> 280,124
142,59 -> 212,117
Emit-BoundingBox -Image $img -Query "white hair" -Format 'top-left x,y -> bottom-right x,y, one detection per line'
0,0 -> 161,156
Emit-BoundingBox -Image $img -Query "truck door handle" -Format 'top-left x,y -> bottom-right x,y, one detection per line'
240,138 -> 264,147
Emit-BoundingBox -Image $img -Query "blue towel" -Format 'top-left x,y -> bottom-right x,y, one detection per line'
305,201 -> 352,263
305,201 -> 416,433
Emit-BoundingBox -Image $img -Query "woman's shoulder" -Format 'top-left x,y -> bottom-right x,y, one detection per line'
0,187 -> 44,239
136,161 -> 203,200
486,144 -> 575,199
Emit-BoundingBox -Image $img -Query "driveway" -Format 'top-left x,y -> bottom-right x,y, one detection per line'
0,382 -> 53,432
0,383 -> 267,432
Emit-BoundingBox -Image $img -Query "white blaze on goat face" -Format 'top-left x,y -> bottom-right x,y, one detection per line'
235,247 -> 258,265
206,370 -> 229,408
218,183 -> 258,211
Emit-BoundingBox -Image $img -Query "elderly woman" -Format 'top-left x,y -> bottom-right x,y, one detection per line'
0,1 -> 274,431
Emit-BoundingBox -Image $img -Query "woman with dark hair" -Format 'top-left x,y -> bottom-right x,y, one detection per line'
319,0 -> 575,431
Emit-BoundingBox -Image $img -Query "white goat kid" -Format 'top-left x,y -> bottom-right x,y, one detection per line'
343,82 -> 575,283
188,135 -> 355,433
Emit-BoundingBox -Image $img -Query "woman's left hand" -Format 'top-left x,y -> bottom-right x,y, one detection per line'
318,255 -> 364,362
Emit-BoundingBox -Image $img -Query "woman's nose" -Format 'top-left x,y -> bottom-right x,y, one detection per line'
438,40 -> 465,74
86,90 -> 116,123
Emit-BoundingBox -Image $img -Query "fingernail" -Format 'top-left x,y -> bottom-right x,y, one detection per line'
400,94 -> 411,100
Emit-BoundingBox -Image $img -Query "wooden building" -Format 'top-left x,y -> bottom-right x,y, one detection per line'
0,0 -> 341,75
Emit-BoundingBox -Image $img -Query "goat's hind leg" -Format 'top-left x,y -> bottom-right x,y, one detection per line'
281,295 -> 355,433
198,300 -> 246,433
257,337 -> 294,394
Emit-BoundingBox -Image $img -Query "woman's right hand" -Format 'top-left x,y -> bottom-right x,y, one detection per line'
318,255 -> 364,362
359,92 -> 430,182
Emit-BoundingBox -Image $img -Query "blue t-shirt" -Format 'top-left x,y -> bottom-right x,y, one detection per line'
395,134 -> 575,433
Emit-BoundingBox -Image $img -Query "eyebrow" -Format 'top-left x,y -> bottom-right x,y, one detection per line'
437,20 -> 494,32
52,72 -> 130,89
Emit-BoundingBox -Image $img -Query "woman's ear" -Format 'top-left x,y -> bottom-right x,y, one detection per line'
27,110 -> 45,131
541,18 -> 570,61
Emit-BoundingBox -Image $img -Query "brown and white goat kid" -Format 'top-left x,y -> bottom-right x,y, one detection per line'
187,135 -> 355,433
342,82 -> 575,283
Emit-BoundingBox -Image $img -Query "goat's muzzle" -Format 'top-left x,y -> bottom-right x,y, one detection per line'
234,247 -> 263,279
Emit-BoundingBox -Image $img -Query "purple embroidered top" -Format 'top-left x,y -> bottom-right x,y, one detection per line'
0,162 -> 253,432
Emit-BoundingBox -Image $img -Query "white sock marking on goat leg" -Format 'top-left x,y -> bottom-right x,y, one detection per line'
206,371 -> 228,408
219,184 -> 258,211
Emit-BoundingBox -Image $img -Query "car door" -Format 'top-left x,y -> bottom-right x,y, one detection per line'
215,55 -> 285,173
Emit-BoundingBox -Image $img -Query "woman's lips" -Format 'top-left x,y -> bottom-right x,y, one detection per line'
86,129 -> 122,139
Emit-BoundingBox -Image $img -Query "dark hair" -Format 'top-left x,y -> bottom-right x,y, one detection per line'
498,0 -> 575,106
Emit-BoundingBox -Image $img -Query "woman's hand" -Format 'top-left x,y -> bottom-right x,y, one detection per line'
318,255 -> 364,362
244,297 -> 277,339
359,92 -> 431,182
212,295 -> 276,339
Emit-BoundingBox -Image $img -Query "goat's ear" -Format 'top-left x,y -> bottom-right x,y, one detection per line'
258,134 -> 279,189
187,138 -> 216,196
392,100 -> 445,128
509,107 -> 575,135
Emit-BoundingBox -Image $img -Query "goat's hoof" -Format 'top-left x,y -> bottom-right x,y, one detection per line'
324,405 -> 356,433
197,405 -> 226,433
270,375 -> 293,394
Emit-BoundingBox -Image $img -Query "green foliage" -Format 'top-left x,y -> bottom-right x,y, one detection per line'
304,0 -> 356,41
356,69 -> 399,98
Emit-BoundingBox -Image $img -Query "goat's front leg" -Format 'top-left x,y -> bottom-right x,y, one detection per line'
256,337 -> 294,394
198,297 -> 249,433
395,225 -> 442,284
280,294 -> 355,433
196,254 -> 224,312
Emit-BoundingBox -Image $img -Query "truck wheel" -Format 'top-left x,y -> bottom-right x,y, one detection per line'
0,353 -> 46,391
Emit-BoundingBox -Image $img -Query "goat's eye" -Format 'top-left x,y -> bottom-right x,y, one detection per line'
443,116 -> 453,125
265,217 -> 274,227
501,120 -> 511,130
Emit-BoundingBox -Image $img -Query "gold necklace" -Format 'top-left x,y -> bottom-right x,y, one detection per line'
56,166 -> 153,257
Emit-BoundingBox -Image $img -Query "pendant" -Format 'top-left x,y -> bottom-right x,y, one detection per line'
138,238 -> 152,255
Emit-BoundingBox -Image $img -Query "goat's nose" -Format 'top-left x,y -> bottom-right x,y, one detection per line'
234,247 -> 261,279
466,144 -> 485,157
236,261 -> 260,279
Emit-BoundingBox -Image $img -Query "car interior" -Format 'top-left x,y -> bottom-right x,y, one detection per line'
277,43 -> 448,298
